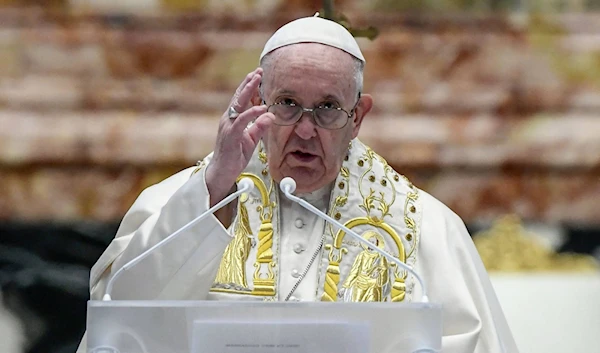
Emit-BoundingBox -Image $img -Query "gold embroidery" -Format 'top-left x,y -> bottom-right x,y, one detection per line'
397,175 -> 420,302
321,244 -> 348,301
247,173 -> 277,296
252,223 -> 276,296
335,218 -> 406,260
321,143 -> 418,303
320,155 -> 352,302
335,195 -> 347,207
258,150 -> 268,164
210,172 -> 277,297
341,166 -> 350,178
209,139 -> 422,302
390,273 -> 406,302
392,176 -> 420,301
214,194 -> 253,289
322,149 -> 408,302
403,188 -> 419,261
341,231 -> 391,302
372,145 -> 421,302
191,159 -> 207,176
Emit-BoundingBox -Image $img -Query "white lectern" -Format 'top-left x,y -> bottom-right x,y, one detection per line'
85,300 -> 442,353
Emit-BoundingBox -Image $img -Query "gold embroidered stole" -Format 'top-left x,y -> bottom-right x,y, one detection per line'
208,139 -> 422,302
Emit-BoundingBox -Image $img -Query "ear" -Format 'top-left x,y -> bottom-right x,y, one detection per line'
351,93 -> 373,138
250,83 -> 263,106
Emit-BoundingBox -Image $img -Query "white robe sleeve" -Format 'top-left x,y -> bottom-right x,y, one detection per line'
89,161 -> 233,301
416,191 -> 519,353
77,160 -> 236,353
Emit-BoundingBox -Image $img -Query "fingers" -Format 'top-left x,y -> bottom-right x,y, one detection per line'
231,68 -> 263,112
246,113 -> 275,146
236,68 -> 262,94
239,71 -> 255,91
232,74 -> 262,113
231,105 -> 268,133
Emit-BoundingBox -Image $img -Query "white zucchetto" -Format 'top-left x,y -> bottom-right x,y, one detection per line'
259,15 -> 365,63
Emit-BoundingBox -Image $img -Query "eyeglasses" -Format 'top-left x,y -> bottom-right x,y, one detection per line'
262,96 -> 360,130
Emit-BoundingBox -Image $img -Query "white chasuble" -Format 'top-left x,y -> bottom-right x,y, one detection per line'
207,139 -> 420,304
80,138 -> 519,353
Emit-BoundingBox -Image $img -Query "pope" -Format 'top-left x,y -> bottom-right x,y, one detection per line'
77,15 -> 519,353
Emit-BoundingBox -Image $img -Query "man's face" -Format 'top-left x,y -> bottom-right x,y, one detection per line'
368,236 -> 379,250
260,43 -> 373,194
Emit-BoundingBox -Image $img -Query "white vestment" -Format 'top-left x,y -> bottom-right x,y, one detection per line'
77,139 -> 518,353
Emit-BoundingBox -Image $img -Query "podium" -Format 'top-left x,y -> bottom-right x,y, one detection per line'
85,300 -> 442,353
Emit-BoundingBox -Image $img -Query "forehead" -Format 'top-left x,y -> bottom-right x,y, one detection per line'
263,43 -> 356,100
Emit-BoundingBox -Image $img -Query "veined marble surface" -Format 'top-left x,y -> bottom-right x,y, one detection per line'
1,9 -> 600,224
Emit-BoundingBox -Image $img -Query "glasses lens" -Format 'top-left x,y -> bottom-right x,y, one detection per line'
268,104 -> 301,125
315,108 -> 347,129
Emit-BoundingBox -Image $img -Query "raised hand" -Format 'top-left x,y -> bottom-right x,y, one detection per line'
205,68 -> 274,207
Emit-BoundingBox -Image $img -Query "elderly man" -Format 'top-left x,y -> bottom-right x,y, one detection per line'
79,16 -> 518,353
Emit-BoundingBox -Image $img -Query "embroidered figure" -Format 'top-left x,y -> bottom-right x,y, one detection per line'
214,193 -> 253,289
340,231 -> 391,302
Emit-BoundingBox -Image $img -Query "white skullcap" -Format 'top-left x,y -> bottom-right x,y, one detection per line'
259,15 -> 365,64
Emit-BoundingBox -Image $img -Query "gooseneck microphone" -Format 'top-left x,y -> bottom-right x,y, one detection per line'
102,178 -> 255,301
280,177 -> 429,303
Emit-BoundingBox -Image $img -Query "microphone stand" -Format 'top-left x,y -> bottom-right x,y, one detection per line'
102,178 -> 254,301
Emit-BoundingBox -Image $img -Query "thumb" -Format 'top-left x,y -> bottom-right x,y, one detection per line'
246,113 -> 275,145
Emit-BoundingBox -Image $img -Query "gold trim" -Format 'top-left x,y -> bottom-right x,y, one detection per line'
244,173 -> 277,296
214,194 -> 253,288
321,244 -> 348,301
396,182 -> 419,302
191,159 -> 207,176
320,148 -> 352,302
333,218 -> 405,262
211,287 -> 252,294
341,231 -> 391,302
210,171 -> 277,297
321,142 -> 419,302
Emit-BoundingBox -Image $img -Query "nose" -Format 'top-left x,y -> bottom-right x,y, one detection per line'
293,111 -> 318,140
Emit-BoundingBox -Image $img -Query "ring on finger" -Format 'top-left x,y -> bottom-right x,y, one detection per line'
228,106 -> 240,120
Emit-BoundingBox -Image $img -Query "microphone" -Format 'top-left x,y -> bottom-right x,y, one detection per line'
280,177 -> 429,303
102,177 -> 255,301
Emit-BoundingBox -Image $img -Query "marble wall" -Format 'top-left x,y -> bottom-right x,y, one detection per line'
1,4 -> 600,226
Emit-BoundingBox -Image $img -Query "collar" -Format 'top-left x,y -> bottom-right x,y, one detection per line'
278,180 -> 333,210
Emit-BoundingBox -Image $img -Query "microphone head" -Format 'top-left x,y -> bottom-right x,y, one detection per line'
237,177 -> 255,193
280,177 -> 296,194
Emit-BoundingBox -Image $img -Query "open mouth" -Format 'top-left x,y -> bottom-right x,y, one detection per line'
291,150 -> 318,163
